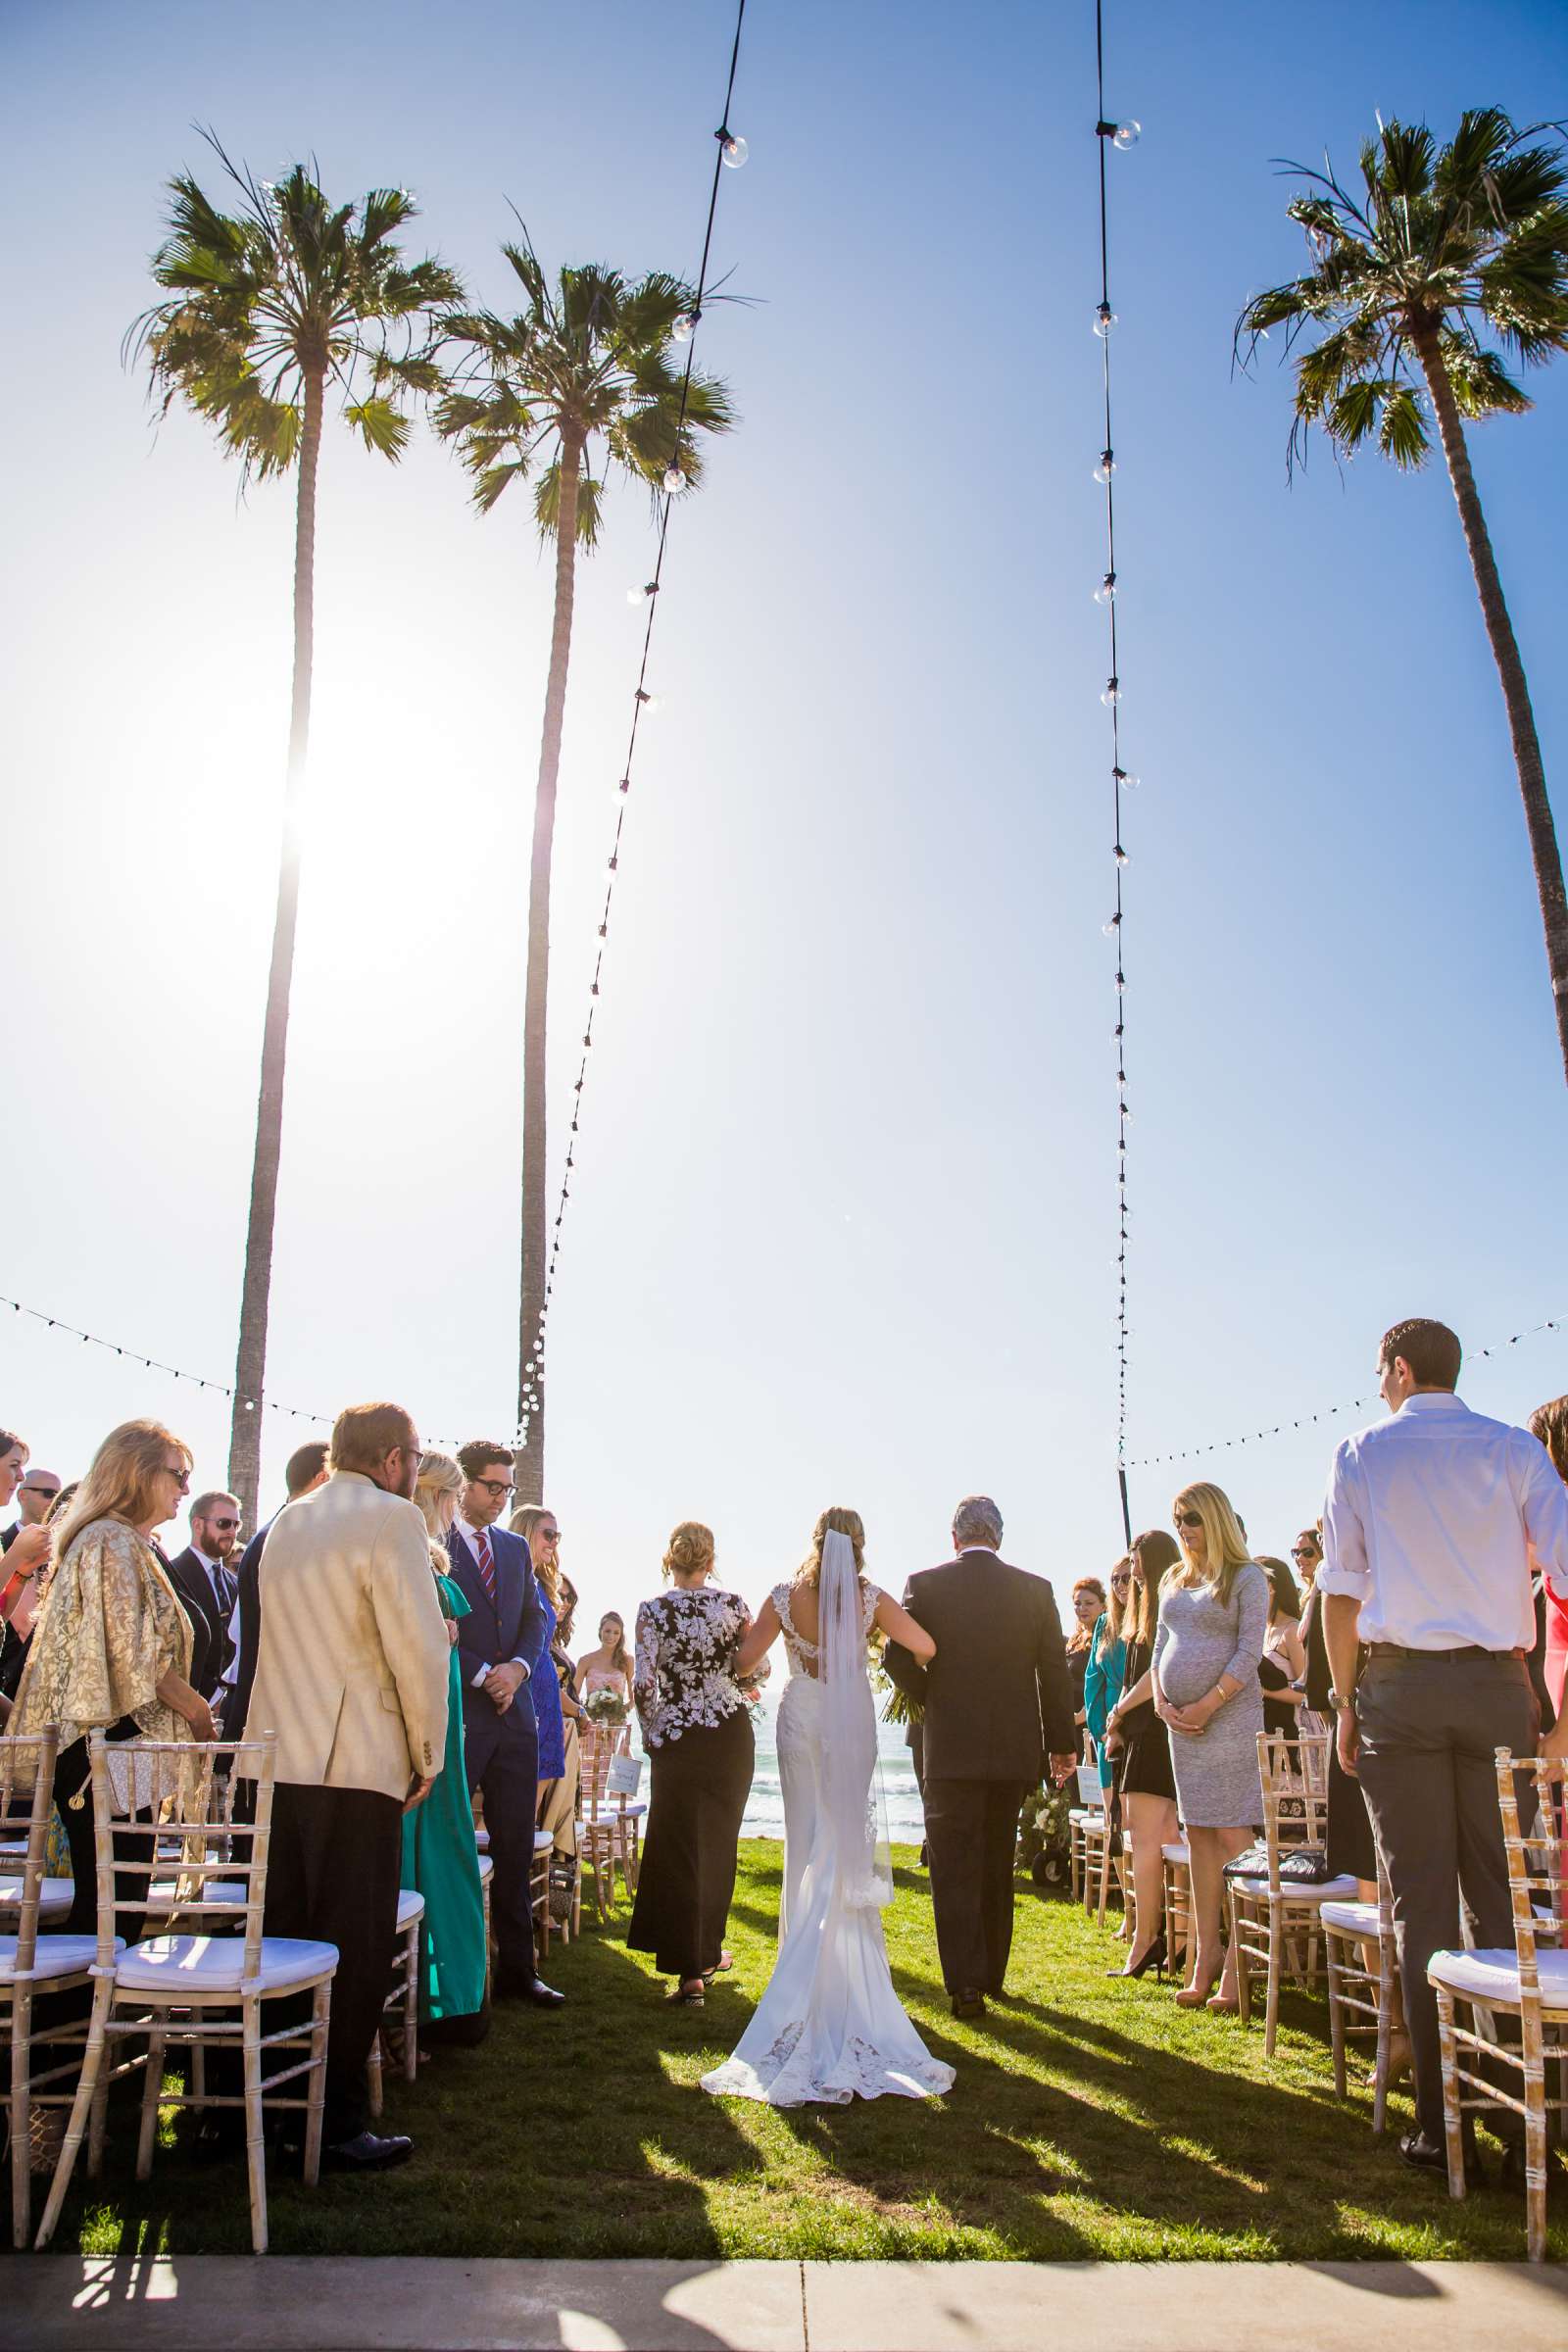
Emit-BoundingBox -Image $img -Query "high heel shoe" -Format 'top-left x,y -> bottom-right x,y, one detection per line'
1105,1932 -> 1166,1982
1174,1980 -> 1218,2008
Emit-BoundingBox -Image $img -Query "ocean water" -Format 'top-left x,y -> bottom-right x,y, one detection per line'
629,1688 -> 925,1843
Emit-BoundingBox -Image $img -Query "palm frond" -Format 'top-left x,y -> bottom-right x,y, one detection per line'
344,397 -> 410,458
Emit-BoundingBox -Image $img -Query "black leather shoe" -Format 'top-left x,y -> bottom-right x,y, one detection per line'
497,1971 -> 566,2007
951,1989 -> 987,2021
1399,2129 -> 1483,2185
323,2129 -> 413,2171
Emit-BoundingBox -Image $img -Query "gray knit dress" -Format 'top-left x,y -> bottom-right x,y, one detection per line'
1152,1562 -> 1269,1830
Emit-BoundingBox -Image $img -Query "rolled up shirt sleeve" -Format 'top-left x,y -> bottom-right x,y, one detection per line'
1317,1441 -> 1370,1602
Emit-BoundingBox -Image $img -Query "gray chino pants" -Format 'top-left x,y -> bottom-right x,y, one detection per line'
1354,1646 -> 1539,2146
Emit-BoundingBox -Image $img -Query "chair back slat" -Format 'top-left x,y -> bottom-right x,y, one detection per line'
1258,1729 -> 1331,1888
86,1733 -> 278,1975
1493,1746 -> 1565,2009
0,1726 -> 61,1971
579,1723 -> 631,1818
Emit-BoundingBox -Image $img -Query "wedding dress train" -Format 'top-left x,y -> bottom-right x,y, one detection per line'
701,1541 -> 955,2106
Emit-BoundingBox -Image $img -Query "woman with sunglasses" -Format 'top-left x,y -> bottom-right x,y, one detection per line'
1153,1484 -> 1268,2011
1082,1560 -> 1130,1792
11,1419 -> 213,1933
1102,1530 -> 1181,1978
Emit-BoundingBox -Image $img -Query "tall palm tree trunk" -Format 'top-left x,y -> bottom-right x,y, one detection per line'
226,366 -> 324,1525
515,433 -> 583,1500
1410,314 -> 1568,1087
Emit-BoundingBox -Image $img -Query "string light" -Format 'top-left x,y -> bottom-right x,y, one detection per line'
1093,0 -> 1140,1543
1125,1314 -> 1567,1471
0,1294 -> 332,1426
514,0 -> 751,1463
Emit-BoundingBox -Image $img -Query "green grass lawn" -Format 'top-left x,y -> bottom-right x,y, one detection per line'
60,1841 -> 1564,2261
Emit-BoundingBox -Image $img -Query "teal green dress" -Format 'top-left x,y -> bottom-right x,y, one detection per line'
400,1572 -> 487,2021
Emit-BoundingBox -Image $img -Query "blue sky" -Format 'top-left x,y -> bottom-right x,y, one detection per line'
3,0 -> 1566,1633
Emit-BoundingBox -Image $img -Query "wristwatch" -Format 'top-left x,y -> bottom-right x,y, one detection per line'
1327,1687 -> 1355,1714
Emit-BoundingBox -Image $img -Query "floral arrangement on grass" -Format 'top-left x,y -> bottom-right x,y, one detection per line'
1016,1777 -> 1074,1889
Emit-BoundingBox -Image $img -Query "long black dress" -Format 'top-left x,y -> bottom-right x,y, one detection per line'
627,1585 -> 756,1981
1301,1585 -> 1377,1883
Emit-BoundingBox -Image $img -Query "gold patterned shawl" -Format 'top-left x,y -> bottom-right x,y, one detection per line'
12,1516 -> 194,1753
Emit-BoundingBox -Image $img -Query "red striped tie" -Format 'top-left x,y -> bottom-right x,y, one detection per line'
475,1528 -> 497,1608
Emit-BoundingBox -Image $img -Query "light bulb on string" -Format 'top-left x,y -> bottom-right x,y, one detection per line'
672,310 -> 700,343
1101,677 -> 1121,707
615,776 -> 630,799
627,581 -> 660,606
1094,573 -> 1117,605
1094,449 -> 1116,484
1114,843 -> 1129,867
1112,765 -> 1139,792
662,462 -> 686,494
1102,914 -> 1121,937
719,130 -> 748,168
1113,120 -> 1142,150
1114,968 -> 1126,993
1094,303 -> 1117,338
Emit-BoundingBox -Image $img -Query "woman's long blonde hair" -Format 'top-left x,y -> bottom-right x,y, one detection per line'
416,1450 -> 464,1557
51,1419 -> 191,1567
796,1505 -> 866,1585
1166,1482 -> 1254,1609
512,1501 -> 563,1604
1095,1558 -> 1130,1659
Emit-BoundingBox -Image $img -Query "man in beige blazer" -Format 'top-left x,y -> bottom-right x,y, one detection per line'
244,1399 -> 449,2171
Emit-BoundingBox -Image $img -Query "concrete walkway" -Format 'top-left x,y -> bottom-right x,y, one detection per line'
6,2258 -> 1567,2350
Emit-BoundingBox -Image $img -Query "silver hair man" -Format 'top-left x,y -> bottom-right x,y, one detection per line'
952,1494 -> 1004,1550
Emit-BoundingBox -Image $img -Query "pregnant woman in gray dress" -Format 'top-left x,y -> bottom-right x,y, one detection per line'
1152,1483 -> 1268,2013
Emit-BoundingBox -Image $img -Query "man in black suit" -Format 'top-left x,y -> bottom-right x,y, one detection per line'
165,1489 -> 243,1703
446,1440 -> 562,2008
884,1494 -> 1076,2019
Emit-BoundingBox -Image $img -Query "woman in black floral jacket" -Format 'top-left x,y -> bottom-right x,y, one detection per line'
627,1520 -> 760,2004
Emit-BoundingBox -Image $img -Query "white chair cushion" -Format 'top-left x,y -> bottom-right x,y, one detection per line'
1230,1873 -> 1360,1906
533,1830 -> 554,1854
477,1854 -> 494,1885
1161,1841 -> 1190,1865
0,1875 -> 74,1918
474,1828 -> 490,1852
1428,1944 -> 1568,2012
396,1888 -> 425,1931
1321,1899 -> 1382,1937
116,1933 -> 338,1995
0,1933 -> 122,1981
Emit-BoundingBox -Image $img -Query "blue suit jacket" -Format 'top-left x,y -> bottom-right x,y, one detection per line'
447,1523 -> 548,1779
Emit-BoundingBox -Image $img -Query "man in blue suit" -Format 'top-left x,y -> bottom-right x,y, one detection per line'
447,1440 -> 564,2007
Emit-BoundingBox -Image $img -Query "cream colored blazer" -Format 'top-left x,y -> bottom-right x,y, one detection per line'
244,1470 -> 451,1802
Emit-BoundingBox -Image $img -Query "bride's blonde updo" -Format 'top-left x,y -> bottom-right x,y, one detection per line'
662,1520 -> 716,1582
797,1504 -> 866,1585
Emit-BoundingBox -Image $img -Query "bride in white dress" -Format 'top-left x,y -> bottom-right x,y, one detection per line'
701,1508 -> 956,2106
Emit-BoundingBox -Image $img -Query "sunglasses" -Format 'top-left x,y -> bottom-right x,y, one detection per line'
1110,1572 -> 1133,1589
20,1484 -> 59,1499
208,1516 -> 239,1531
1174,1510 -> 1203,1531
1291,1545 -> 1317,1562
164,1467 -> 191,1491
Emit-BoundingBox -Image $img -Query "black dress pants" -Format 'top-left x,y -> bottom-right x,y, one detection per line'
468,1723 -> 538,1984
627,1709 -> 755,1979
1356,1648 -> 1539,2146
922,1778 -> 1029,1995
264,1782 -> 402,2144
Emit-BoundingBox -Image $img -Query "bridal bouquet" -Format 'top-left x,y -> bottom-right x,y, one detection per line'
583,1688 -> 628,1728
868,1631 -> 923,1726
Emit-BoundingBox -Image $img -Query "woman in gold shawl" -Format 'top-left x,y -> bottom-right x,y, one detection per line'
13,1418 -> 216,1932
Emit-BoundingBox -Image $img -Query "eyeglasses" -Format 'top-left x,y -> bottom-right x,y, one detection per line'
209,1516 -> 239,1532
473,1478 -> 514,1499
1174,1511 -> 1203,1531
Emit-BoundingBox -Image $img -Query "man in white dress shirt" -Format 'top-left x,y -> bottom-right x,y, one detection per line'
1320,1317 -> 1568,2180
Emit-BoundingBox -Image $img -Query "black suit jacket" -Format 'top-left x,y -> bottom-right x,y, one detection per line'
884,1549 -> 1075,1784
165,1545 -> 235,1703
227,1513 -> 280,1747
446,1524 -> 547,1780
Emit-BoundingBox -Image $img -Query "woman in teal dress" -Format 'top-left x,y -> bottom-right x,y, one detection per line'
1083,1558 -> 1132,1789
405,1452 -> 489,2040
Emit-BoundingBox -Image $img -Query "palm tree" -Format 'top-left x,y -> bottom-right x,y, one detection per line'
438,243 -> 734,1495
129,134 -> 462,1522
1238,109 -> 1568,1085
